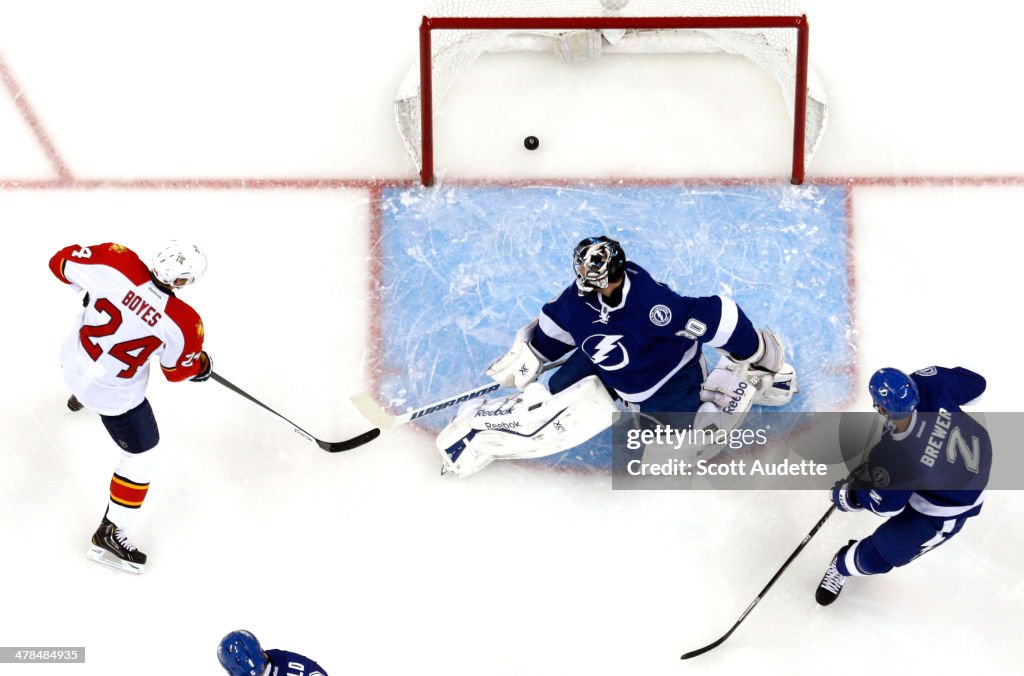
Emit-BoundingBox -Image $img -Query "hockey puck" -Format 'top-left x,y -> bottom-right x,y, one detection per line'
524,135 -> 540,151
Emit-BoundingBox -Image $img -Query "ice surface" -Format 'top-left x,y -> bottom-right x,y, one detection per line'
0,1 -> 1022,674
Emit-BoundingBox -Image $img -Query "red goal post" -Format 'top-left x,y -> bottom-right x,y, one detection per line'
395,2 -> 828,186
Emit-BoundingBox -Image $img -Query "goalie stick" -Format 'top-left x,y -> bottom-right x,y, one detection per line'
211,372 -> 380,452
680,505 -> 837,660
350,357 -> 568,429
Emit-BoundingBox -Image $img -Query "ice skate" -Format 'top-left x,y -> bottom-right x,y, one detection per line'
67,395 -> 84,412
87,513 -> 147,574
815,550 -> 849,606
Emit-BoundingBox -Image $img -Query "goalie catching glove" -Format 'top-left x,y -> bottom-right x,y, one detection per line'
435,376 -> 618,477
486,319 -> 545,389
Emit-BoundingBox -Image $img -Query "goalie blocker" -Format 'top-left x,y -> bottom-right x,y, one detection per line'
436,376 -> 618,477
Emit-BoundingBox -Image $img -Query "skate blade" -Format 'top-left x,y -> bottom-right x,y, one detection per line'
87,546 -> 145,574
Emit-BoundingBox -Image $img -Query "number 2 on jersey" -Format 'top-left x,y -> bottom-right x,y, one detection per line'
79,298 -> 162,378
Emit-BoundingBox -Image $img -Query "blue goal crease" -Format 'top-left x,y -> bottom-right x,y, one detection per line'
375,183 -> 853,471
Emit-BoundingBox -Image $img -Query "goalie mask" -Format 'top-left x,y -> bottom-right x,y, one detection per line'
573,236 -> 625,293
150,241 -> 207,289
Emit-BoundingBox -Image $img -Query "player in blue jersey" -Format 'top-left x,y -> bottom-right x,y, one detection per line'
436,236 -> 796,475
816,365 -> 990,605
218,630 -> 327,676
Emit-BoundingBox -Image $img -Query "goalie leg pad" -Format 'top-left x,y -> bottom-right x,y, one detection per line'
689,358 -> 762,461
698,359 -> 758,415
685,356 -> 797,461
749,329 -> 786,373
751,363 -> 799,407
436,376 -> 618,477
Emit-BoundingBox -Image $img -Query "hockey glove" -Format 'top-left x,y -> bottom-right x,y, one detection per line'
487,320 -> 543,389
830,479 -> 863,512
190,351 -> 213,382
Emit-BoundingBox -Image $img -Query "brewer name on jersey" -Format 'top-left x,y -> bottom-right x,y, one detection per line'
917,408 -> 981,471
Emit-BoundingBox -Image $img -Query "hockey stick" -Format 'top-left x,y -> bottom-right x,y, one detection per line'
211,372 -> 380,452
350,357 -> 569,429
680,504 -> 837,660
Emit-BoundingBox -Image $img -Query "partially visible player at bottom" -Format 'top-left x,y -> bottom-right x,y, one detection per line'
218,630 -> 327,676
817,365 -> 990,605
436,236 -> 797,476
50,241 -> 213,574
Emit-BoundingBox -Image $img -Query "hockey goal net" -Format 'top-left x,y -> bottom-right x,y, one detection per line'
395,0 -> 828,185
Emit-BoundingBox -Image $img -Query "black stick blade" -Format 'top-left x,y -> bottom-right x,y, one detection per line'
317,427 -> 381,452
681,634 -> 729,660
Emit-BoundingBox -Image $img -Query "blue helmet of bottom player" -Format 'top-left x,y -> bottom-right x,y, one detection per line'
868,367 -> 920,419
573,236 -> 625,294
217,630 -> 268,676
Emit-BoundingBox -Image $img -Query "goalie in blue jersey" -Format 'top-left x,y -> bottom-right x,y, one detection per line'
437,235 -> 797,476
816,365 -> 990,605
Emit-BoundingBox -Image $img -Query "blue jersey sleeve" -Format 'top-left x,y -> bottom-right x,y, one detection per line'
530,287 -> 578,362
687,295 -> 759,359
912,366 -> 987,411
943,367 -> 986,406
853,485 -> 912,517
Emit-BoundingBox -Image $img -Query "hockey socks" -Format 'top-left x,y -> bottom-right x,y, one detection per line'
107,473 -> 150,525
104,449 -> 155,530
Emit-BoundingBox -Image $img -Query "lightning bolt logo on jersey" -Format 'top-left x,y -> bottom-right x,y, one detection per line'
529,263 -> 761,404
582,334 -> 630,370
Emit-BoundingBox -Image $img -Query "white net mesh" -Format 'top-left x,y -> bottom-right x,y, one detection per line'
396,0 -> 828,178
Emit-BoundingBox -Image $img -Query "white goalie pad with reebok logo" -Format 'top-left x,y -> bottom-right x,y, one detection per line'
435,376 -> 618,477
752,362 -> 798,407
686,357 -> 799,462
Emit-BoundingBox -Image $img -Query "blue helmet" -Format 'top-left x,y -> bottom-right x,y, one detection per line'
868,368 -> 919,419
217,630 -> 268,676
573,236 -> 626,293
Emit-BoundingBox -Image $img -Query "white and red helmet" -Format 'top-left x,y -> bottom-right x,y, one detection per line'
150,241 -> 207,288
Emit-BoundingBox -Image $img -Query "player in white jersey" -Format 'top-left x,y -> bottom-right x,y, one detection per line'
49,242 -> 212,573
